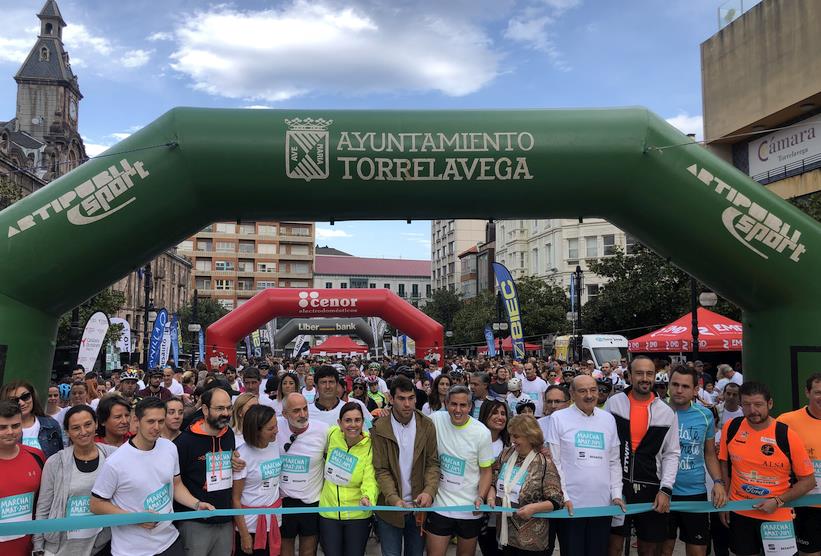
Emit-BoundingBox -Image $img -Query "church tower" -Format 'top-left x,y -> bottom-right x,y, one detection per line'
14,0 -> 85,179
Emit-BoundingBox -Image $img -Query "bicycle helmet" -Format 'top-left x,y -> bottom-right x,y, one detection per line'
58,383 -> 71,400
507,377 -> 522,392
654,371 -> 669,384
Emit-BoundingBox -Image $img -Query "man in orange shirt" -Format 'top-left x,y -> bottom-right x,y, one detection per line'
777,372 -> 821,556
719,381 -> 816,556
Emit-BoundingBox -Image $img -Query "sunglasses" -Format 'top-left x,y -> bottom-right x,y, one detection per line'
284,433 -> 297,453
9,391 -> 32,404
353,385 -> 365,390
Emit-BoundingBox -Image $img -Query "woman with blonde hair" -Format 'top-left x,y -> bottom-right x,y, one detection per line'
488,414 -> 563,555
232,392 -> 258,448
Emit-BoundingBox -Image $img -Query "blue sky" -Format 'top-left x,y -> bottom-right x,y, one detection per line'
0,0 -> 736,259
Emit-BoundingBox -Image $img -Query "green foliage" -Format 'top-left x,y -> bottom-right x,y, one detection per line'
0,175 -> 24,210
791,190 -> 821,222
422,288 -> 462,342
57,289 -> 126,348
583,245 -> 740,336
515,275 -> 572,337
177,296 -> 229,354
451,291 -> 495,344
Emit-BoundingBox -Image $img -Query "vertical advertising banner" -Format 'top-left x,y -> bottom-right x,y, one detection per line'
147,309 -> 168,369
265,318 -> 277,355
483,324 -> 497,357
169,314 -> 180,367
159,319 -> 172,369
492,262 -> 525,361
293,335 -> 310,358
110,317 -> 131,354
251,330 -> 261,357
77,312 -> 110,372
244,336 -> 252,357
198,329 -> 205,364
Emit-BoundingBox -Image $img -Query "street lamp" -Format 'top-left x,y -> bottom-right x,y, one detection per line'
142,263 -> 153,371
574,265 -> 583,363
690,278 -> 718,361
188,289 -> 200,364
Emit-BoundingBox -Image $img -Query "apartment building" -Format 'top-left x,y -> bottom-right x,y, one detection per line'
431,219 -> 487,292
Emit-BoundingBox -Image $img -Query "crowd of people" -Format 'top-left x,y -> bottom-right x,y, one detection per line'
0,354 -> 818,556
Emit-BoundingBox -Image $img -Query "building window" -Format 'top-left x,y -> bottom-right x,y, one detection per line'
531,248 -> 539,271
448,262 -> 455,273
237,279 -> 254,290
178,240 -> 193,251
238,259 -> 254,272
290,263 -> 309,274
258,225 -> 276,236
398,284 -> 406,297
290,281 -> 309,287
350,278 -> 368,288
216,241 -> 234,252
585,236 -> 598,258
197,240 -> 212,252
519,252 -> 526,269
340,283 -> 348,289
448,221 -> 454,233
545,243 -> 553,271
258,242 -> 277,254
369,283 -> 376,288
325,282 -> 333,288
238,223 -> 256,235
384,283 -> 390,290
195,278 -> 211,289
195,259 -> 211,271
603,234 -> 616,256
448,241 -> 454,255
567,238 -> 579,262
215,260 -> 234,271
625,234 -> 639,254
290,244 -> 309,255
288,226 -> 310,236
257,262 -> 276,273
215,279 -> 233,291
587,284 -> 600,300
39,47 -> 49,61
426,284 -> 432,297
412,284 -> 419,298
257,281 -> 276,290
216,223 -> 235,233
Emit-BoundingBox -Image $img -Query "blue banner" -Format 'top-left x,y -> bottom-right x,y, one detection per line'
492,262 -> 525,361
483,325 -> 497,357
147,308 -> 168,368
169,314 -> 179,367
198,328 -> 205,364
244,336 -> 252,356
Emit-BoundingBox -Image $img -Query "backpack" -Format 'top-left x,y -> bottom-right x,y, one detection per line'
725,417 -> 794,484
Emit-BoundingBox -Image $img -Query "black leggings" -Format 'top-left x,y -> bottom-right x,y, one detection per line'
318,516 -> 371,556
478,525 -> 502,556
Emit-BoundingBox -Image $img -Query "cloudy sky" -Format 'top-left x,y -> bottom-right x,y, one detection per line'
0,0 -> 737,258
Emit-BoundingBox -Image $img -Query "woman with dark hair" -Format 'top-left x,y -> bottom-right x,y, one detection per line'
319,402 -> 378,556
232,404 -> 282,555
94,395 -> 131,447
275,372 -> 300,414
33,405 -> 117,556
421,374 -> 451,415
478,399 -> 511,556
0,380 -> 63,458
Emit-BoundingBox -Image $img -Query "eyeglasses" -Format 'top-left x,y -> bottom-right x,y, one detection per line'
9,391 -> 32,404
284,433 -> 298,453
208,405 -> 232,413
353,385 -> 365,390
545,399 -> 565,405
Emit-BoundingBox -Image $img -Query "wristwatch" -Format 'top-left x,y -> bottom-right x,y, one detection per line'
713,478 -> 725,485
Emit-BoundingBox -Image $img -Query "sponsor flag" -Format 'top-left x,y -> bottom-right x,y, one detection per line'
293,334 -> 311,358
147,309 -> 168,368
159,319 -> 172,368
484,325 -> 497,357
492,262 -> 525,361
77,311 -> 110,372
110,317 -> 131,354
244,336 -> 252,357
169,314 -> 180,367
198,329 -> 205,364
265,319 -> 277,354
251,330 -> 261,357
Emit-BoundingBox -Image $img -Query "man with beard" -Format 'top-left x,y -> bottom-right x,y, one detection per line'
116,370 -> 141,407
718,382 -> 816,556
173,387 -> 236,555
606,356 -> 680,556
139,369 -> 174,402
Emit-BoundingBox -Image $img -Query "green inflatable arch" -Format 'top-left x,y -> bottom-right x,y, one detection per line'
0,108 -> 819,410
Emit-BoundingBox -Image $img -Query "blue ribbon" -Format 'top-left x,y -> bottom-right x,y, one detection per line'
4,495 -> 820,536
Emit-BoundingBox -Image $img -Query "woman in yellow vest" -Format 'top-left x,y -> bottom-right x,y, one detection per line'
319,401 -> 379,556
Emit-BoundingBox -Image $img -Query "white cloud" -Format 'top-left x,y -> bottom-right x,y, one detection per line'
503,0 -> 580,71
666,112 -> 704,141
316,227 -> 353,238
109,132 -> 132,141
169,2 -> 500,102
63,23 -> 113,56
147,31 -> 173,42
242,105 -> 273,110
122,49 -> 152,68
84,143 -> 110,157
0,36 -> 33,64
401,232 -> 426,238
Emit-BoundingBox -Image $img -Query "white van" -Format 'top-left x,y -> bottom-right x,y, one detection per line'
553,334 -> 628,368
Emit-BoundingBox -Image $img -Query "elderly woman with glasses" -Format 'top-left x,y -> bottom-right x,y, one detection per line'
0,380 -> 63,458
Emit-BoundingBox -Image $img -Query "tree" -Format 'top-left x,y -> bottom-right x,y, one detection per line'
451,291 -> 495,345
515,275 -> 572,338
583,245 -> 740,336
0,175 -> 24,210
791,190 -> 821,222
56,288 -> 126,349
422,288 -> 463,342
177,297 -> 229,357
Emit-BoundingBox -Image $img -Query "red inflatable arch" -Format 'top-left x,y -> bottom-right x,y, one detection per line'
206,288 -> 444,364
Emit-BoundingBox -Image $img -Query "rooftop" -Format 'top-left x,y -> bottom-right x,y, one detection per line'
315,255 -> 431,277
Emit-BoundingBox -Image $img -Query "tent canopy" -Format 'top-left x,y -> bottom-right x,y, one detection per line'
629,308 -> 742,353
479,336 -> 541,354
309,335 -> 369,354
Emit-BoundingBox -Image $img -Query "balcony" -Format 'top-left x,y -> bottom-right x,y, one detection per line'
279,233 -> 313,243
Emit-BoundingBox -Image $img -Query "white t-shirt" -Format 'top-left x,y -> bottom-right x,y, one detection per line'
715,378 -> 730,393
537,415 -> 551,447
235,443 -> 282,532
90,398 -> 100,411
301,387 -> 317,404
729,372 -> 743,386
506,392 -> 529,415
546,405 -> 622,508
166,379 -> 184,396
21,419 -> 41,451
308,398 -> 371,430
430,411 -> 494,520
275,419 -> 329,503
92,438 -> 180,556
521,377 -> 548,417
